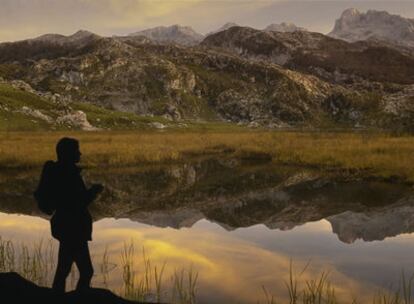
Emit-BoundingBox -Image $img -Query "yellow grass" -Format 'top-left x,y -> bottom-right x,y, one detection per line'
0,130 -> 413,182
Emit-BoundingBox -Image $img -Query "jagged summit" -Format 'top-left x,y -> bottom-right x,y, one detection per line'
341,8 -> 361,19
264,22 -> 307,32
71,29 -> 97,39
128,24 -> 204,46
206,22 -> 239,36
328,8 -> 414,48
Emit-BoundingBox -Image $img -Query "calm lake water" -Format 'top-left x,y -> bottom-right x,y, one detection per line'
1,157 -> 414,303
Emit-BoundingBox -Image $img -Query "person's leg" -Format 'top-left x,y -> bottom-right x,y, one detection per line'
73,241 -> 94,291
52,241 -> 74,293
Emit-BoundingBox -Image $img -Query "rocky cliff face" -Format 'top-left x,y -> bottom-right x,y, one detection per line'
128,25 -> 204,46
329,8 -> 414,48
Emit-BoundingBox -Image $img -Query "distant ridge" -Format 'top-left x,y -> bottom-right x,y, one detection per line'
31,30 -> 100,45
206,22 -> 307,37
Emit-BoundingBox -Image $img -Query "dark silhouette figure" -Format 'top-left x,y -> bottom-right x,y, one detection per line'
37,137 -> 103,293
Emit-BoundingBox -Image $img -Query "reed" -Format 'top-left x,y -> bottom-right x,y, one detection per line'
171,267 -> 198,304
372,272 -> 414,304
119,241 -> 198,303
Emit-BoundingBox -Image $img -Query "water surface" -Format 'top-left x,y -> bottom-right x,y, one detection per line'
1,157 -> 413,303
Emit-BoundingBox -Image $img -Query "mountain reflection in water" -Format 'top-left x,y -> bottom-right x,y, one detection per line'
1,157 -> 414,302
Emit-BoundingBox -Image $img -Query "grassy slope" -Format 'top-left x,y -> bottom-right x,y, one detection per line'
0,82 -> 172,131
0,83 -> 59,131
0,83 -> 245,131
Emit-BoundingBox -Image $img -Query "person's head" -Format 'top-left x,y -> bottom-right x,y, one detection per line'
56,137 -> 81,164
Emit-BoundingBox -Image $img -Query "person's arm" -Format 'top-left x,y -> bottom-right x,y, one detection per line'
85,183 -> 104,206
78,175 -> 103,207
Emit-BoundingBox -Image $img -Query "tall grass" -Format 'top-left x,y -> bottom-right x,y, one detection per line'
260,263 -> 414,304
120,241 -> 197,303
372,272 -> 414,304
171,267 -> 198,304
0,237 -> 55,286
1,131 -> 414,182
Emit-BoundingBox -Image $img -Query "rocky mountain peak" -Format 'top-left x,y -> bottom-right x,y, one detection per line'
341,8 -> 361,19
329,8 -> 414,48
70,30 -> 96,39
128,24 -> 204,46
264,22 -> 307,32
206,22 -> 239,36
220,22 -> 239,29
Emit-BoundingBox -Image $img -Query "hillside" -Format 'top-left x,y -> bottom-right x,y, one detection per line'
0,80 -> 176,131
201,26 -> 414,85
0,29 -> 413,131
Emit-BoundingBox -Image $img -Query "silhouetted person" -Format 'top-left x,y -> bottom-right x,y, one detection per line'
39,137 -> 103,293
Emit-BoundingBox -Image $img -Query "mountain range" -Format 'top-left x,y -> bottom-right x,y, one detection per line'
126,21 -> 308,46
127,8 -> 413,48
0,8 -> 413,131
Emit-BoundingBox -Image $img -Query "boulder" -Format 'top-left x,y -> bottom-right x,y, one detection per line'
56,110 -> 98,131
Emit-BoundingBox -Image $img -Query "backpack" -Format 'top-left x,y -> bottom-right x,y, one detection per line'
34,161 -> 58,215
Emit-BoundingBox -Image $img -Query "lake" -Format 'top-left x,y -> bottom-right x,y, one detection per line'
1,156 -> 413,303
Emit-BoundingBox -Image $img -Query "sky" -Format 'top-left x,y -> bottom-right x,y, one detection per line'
0,0 -> 414,42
